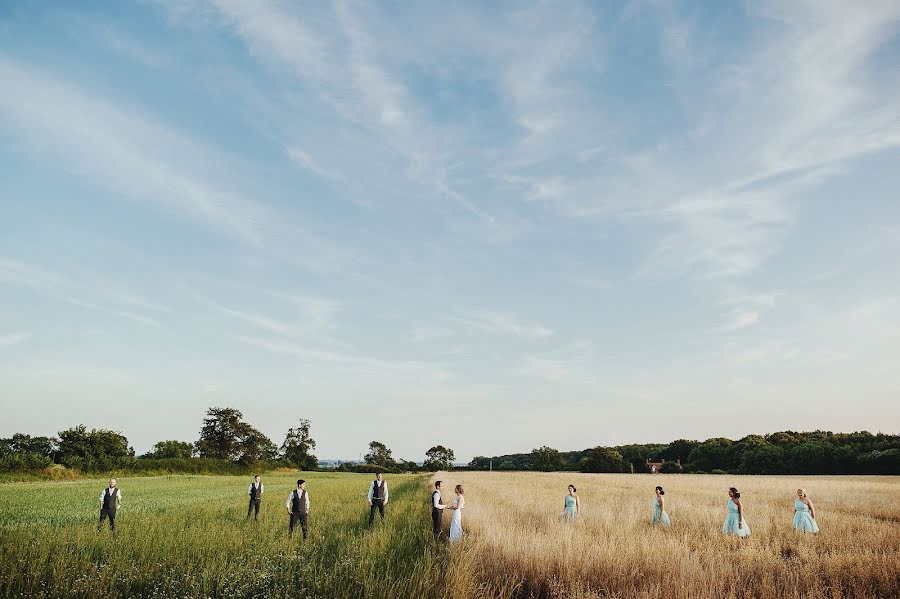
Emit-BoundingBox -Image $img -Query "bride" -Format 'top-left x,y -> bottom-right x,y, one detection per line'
446,484 -> 465,542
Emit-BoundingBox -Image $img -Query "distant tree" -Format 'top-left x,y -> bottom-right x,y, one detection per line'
398,459 -> 419,472
56,425 -> 133,471
195,407 -> 246,460
364,441 -> 395,468
787,440 -> 834,474
857,448 -> 900,475
659,461 -> 683,474
497,459 -> 516,470
685,438 -> 732,473
655,439 -> 699,464
280,419 -> 318,470
144,440 -> 194,459
468,456 -> 492,470
739,444 -> 785,474
0,434 -> 58,460
531,446 -> 565,472
195,407 -> 276,464
579,447 -> 628,473
423,445 -> 455,471
766,431 -> 802,447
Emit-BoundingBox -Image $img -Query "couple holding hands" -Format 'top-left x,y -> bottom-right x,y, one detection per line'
431,480 -> 465,542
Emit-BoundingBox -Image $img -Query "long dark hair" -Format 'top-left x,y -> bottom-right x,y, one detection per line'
729,487 -> 740,499
655,486 -> 664,495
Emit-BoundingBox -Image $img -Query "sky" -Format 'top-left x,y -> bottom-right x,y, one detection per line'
1,0 -> 899,462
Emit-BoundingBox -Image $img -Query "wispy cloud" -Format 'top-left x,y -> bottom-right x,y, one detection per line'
0,333 -> 26,349
0,55 -> 267,243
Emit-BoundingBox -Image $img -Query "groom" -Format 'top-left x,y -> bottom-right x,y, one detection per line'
431,480 -> 446,538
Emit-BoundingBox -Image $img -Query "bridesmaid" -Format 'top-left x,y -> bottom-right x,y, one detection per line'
792,488 -> 819,533
563,484 -> 579,519
722,487 -> 751,537
651,485 -> 670,527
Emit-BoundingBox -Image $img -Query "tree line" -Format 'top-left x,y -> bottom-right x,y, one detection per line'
468,431 -> 899,475
0,406 -> 455,475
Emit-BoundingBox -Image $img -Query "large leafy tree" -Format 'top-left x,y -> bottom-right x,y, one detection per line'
56,425 -> 133,470
364,441 -> 395,468
195,407 -> 276,464
579,447 -> 628,473
531,446 -> 564,472
684,438 -> 733,473
281,419 -> 318,470
423,445 -> 455,471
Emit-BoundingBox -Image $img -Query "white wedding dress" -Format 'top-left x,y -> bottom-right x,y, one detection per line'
449,495 -> 464,542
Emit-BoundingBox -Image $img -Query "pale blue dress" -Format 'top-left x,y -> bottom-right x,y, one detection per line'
793,499 -> 819,533
651,496 -> 670,526
564,494 -> 577,519
722,499 -> 751,537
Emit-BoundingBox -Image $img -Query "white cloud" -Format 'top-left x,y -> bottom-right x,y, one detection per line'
0,333 -> 26,349
0,55 -> 267,243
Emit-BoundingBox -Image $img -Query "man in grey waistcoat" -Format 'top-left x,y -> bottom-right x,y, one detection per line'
247,474 -> 264,520
98,478 -> 122,532
367,472 -> 389,526
286,479 -> 310,539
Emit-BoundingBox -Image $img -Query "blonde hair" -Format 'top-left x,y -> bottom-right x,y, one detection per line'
797,488 -> 808,498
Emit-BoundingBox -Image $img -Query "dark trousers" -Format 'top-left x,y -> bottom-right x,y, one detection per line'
431,508 -> 442,538
289,512 -> 308,539
98,508 -> 116,531
247,497 -> 261,519
369,499 -> 385,525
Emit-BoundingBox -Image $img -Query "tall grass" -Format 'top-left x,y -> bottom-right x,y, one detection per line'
0,472 -> 453,598
434,472 -> 900,599
2,472 -> 897,598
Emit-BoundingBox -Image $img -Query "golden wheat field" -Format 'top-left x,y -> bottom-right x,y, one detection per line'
436,472 -> 900,599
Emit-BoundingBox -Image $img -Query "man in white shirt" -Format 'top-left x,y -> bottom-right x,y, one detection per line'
98,478 -> 122,532
247,474 -> 264,520
285,479 -> 310,539
431,480 -> 446,538
367,472 -> 389,526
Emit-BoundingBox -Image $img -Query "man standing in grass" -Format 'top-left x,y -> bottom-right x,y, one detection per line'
431,480 -> 446,539
98,478 -> 121,532
367,472 -> 389,526
247,474 -> 264,520
286,479 -> 310,540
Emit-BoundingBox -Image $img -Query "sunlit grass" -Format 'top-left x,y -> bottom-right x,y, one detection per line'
433,472 -> 900,599
2,472 -> 897,598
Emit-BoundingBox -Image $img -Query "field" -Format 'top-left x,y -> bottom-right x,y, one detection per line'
0,472 -> 897,598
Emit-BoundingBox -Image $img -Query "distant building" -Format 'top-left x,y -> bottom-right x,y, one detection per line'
647,458 -> 681,473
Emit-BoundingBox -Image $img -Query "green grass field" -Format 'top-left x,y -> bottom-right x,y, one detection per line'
0,472 -> 457,598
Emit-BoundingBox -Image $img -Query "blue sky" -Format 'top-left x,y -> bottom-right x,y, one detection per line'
1,0 -> 899,461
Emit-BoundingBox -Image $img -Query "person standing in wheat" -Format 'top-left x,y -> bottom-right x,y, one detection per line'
447,484 -> 465,542
651,486 -> 670,527
722,487 -> 750,537
793,488 -> 819,533
563,484 -> 579,519
431,480 -> 446,538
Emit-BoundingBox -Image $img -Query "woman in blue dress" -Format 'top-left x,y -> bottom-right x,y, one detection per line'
792,488 -> 819,533
651,485 -> 670,527
722,487 -> 750,538
563,484 -> 579,519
